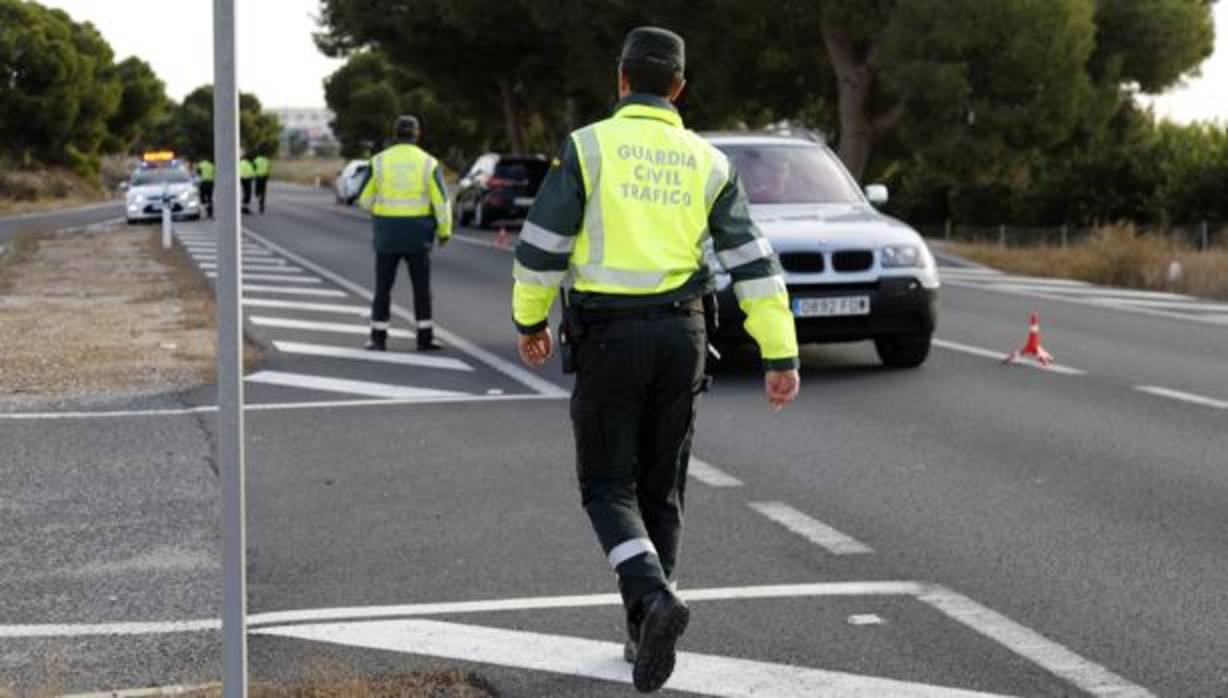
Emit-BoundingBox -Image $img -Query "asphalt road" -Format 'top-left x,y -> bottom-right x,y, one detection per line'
0,199 -> 125,245
3,182 -> 1226,696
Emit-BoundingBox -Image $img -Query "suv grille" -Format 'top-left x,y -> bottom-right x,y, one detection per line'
778,252 -> 825,273
832,250 -> 874,272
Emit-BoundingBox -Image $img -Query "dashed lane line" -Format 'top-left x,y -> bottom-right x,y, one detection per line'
1134,385 -> 1228,410
688,457 -> 744,487
932,338 -> 1087,376
246,227 -> 568,398
241,298 -> 368,316
241,284 -> 347,298
273,340 -> 474,372
246,370 -> 470,400
201,263 -> 305,273
748,501 -> 874,555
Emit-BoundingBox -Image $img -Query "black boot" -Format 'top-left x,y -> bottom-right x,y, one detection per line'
632,588 -> 689,693
365,329 -> 387,351
624,617 -> 640,663
417,328 -> 442,351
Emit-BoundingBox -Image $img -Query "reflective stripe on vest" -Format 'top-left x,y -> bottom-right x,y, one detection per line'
371,145 -> 434,217
570,107 -> 725,293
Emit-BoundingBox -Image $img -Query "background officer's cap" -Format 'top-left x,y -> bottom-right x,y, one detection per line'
393,115 -> 420,137
619,26 -> 685,74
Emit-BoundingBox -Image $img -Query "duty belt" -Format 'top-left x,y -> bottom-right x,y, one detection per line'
573,297 -> 703,325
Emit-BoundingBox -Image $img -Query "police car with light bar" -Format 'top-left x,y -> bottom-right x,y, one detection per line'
704,133 -> 939,368
125,152 -> 202,224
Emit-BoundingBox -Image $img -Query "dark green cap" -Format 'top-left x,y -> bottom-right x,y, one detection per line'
394,115 -> 420,137
620,26 -> 685,74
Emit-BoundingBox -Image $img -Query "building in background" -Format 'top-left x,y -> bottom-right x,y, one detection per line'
270,107 -> 338,157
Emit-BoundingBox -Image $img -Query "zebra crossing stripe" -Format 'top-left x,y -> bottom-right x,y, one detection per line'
250,316 -> 411,337
242,299 -> 368,316
242,284 -> 347,298
272,341 -> 473,371
246,370 -> 469,400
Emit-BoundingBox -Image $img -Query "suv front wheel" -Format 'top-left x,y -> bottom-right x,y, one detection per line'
874,332 -> 932,368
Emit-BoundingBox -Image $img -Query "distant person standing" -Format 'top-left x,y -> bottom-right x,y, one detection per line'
358,115 -> 452,351
239,155 -> 255,214
196,158 -> 215,218
253,152 -> 271,213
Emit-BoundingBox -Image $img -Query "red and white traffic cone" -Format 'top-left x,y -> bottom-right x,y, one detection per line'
495,226 -> 511,249
1002,311 -> 1054,367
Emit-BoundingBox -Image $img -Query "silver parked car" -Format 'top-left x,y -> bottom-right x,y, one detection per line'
334,159 -> 370,205
125,165 -> 201,224
704,133 -> 940,368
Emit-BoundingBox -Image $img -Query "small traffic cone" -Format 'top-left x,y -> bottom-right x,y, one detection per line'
1002,311 -> 1054,367
495,226 -> 511,249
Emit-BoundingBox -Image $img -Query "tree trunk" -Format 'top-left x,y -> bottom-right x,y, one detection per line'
496,78 -> 525,154
821,26 -> 875,181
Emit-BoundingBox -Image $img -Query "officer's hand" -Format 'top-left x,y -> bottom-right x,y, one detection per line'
764,369 -> 800,412
438,236 -> 450,247
518,328 -> 554,368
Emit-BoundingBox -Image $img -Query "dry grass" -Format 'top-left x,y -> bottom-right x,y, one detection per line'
272,158 -> 346,187
948,224 -> 1228,300
0,224 -> 261,406
0,166 -> 112,215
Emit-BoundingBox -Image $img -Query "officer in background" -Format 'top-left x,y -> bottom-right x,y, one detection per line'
196,158 -> 215,218
239,154 -> 255,214
358,115 -> 452,351
512,27 -> 799,694
253,151 -> 271,213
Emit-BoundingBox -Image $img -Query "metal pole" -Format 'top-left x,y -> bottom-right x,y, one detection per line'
1060,224 -> 1068,249
1201,220 -> 1209,252
161,193 -> 172,249
213,1 -> 247,696
998,224 -> 1006,248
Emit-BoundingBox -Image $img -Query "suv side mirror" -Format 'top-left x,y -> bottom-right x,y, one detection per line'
865,184 -> 888,205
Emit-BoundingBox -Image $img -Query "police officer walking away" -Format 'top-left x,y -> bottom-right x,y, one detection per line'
512,27 -> 800,693
239,154 -> 255,214
359,115 -> 452,351
196,158 -> 215,218
253,151 -> 271,213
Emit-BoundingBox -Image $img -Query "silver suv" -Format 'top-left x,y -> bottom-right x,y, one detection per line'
705,133 -> 939,368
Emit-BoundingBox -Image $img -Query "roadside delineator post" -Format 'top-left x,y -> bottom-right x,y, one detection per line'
161,192 -> 173,249
1002,311 -> 1055,368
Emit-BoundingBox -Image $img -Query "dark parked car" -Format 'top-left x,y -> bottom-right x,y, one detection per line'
454,153 -> 549,228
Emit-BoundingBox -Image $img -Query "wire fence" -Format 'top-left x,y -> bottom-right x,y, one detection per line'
917,221 -> 1227,251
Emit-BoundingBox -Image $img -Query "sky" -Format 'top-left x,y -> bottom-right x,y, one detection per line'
37,0 -> 1228,122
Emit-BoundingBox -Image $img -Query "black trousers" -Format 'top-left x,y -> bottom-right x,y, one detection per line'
371,252 -> 432,342
571,308 -> 706,619
241,178 -> 252,206
255,176 -> 268,210
199,181 -> 213,217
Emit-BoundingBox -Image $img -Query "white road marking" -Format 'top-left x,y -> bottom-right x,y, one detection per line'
931,338 -> 1087,376
1134,385 -> 1228,410
201,263 -> 304,273
687,457 -> 744,487
242,298 -> 368,316
918,586 -> 1154,698
62,683 -> 220,698
250,315 -> 413,338
246,370 -> 469,400
257,619 -> 1008,698
942,279 -> 1228,329
988,283 -> 1194,302
942,273 -> 1090,287
748,501 -> 874,555
242,284 -> 347,298
273,340 -> 473,371
246,228 -> 568,398
0,580 -> 1156,695
847,614 -> 886,626
935,266 -> 1002,276
1094,297 -> 1228,313
0,393 -> 563,420
206,272 -> 321,283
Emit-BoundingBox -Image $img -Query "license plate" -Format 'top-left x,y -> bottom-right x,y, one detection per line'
792,295 -> 870,318
514,196 -> 535,207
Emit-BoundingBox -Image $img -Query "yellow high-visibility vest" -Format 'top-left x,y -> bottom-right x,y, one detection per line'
569,104 -> 727,295
361,144 -> 436,218
197,160 -> 215,181
253,155 -> 271,177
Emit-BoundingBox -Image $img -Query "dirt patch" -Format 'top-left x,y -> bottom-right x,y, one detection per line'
947,224 -> 1228,300
180,673 -> 497,698
0,225 -> 259,408
272,157 -> 346,187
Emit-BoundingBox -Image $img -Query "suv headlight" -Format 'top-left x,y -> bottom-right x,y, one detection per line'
177,190 -> 194,201
881,244 -> 923,268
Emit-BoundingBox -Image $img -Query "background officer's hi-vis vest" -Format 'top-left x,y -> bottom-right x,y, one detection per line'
197,161 -> 215,181
368,144 -> 436,218
570,104 -> 728,295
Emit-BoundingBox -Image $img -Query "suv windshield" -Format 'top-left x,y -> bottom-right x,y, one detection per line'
718,144 -> 862,205
131,168 -> 191,186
